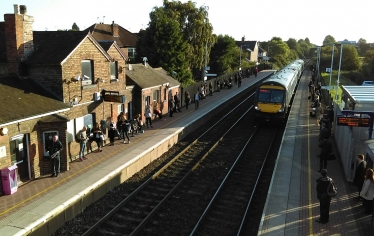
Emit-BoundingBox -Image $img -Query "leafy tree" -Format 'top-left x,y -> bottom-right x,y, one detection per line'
137,0 -> 216,82
339,44 -> 360,71
323,35 -> 336,45
268,37 -> 290,67
209,35 -> 238,75
357,38 -> 371,56
304,37 -> 311,45
72,22 -> 80,31
136,7 -> 192,85
361,50 -> 374,76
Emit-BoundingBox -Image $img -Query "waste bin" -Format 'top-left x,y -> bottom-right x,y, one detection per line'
1,165 -> 18,195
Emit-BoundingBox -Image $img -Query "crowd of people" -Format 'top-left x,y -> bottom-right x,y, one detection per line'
310,68 -> 374,225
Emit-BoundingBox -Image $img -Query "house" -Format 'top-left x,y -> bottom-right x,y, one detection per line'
85,21 -> 139,60
125,63 -> 181,119
0,4 -> 128,192
236,36 -> 259,63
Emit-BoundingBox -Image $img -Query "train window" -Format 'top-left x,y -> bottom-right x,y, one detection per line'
258,89 -> 284,103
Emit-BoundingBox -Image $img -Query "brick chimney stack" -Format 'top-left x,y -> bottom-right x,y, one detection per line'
4,4 -> 34,74
111,21 -> 119,37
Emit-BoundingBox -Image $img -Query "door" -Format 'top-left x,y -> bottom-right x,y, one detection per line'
10,134 -> 29,184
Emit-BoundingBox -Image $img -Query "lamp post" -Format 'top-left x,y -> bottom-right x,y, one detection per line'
239,44 -> 243,70
202,43 -> 211,81
334,40 -> 353,102
329,44 -> 335,89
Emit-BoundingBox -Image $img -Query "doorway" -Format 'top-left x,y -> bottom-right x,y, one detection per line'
10,134 -> 30,184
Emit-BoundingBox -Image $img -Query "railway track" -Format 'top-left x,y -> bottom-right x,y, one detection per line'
81,92 -> 258,235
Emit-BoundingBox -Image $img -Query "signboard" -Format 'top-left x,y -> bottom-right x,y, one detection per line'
337,116 -> 370,127
104,95 -> 125,103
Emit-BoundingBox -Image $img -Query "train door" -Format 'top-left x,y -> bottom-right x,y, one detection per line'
10,134 -> 30,184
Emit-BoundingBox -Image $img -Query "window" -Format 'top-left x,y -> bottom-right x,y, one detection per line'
110,61 -> 118,80
42,131 -> 59,156
118,104 -> 124,114
128,48 -> 136,58
153,90 -> 159,104
81,60 -> 94,85
258,89 -> 284,103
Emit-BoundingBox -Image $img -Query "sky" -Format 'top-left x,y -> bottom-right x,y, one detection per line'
1,0 -> 373,46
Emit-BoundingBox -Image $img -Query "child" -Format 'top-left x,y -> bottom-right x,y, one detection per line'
108,124 -> 116,146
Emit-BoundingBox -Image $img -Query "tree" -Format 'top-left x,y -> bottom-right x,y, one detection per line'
136,6 -> 192,85
357,38 -> 371,56
323,35 -> 336,45
340,45 -> 360,71
72,22 -> 80,31
361,50 -> 374,76
137,0 -> 216,82
268,37 -> 290,67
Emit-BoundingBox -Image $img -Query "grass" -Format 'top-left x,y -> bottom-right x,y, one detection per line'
320,71 -> 356,105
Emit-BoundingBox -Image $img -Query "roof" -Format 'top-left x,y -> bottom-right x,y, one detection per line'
85,23 -> 139,48
153,68 -> 181,88
236,41 -> 257,51
126,64 -> 180,89
26,31 -> 100,65
0,75 -> 70,126
98,41 -> 128,61
342,85 -> 374,103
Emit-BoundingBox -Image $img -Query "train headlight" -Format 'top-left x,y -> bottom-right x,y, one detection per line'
278,108 -> 284,112
255,106 -> 260,111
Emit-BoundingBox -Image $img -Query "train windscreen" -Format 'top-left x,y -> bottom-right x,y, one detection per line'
258,89 -> 284,103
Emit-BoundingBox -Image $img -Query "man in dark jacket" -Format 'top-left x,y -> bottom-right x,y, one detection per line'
318,138 -> 332,172
354,154 -> 367,201
49,135 -> 63,177
316,169 -> 332,224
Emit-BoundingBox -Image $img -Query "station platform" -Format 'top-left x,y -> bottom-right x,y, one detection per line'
0,71 -> 274,236
258,70 -> 374,235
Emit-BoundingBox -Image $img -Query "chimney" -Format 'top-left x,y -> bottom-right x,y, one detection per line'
4,4 -> 34,74
242,36 -> 245,42
111,21 -> 119,37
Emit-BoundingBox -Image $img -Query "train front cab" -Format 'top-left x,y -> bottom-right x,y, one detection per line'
254,84 -> 287,123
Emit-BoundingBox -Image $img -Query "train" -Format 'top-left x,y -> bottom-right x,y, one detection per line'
253,59 -> 305,122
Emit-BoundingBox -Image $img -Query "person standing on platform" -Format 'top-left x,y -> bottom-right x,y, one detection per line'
145,105 -> 153,128
209,82 -> 213,96
318,138 -> 332,172
77,126 -> 88,161
238,74 -> 242,88
254,67 -> 258,77
93,123 -> 103,152
174,92 -> 181,112
354,154 -> 367,201
316,169 -> 332,224
49,135 -> 63,177
169,98 -> 175,117
194,90 -> 200,110
185,91 -> 191,109
360,168 -> 374,214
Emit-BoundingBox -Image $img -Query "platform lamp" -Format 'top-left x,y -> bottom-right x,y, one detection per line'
334,40 -> 353,103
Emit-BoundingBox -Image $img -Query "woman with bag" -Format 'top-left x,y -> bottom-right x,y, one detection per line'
93,123 -> 103,152
144,105 -> 153,128
360,168 -> 374,214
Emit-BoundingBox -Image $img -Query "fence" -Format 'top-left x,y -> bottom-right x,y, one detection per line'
179,63 -> 273,106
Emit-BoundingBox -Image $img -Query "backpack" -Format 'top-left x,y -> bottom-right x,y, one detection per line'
75,131 -> 81,143
327,177 -> 338,197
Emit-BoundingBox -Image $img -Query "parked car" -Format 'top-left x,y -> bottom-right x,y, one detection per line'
362,81 -> 374,86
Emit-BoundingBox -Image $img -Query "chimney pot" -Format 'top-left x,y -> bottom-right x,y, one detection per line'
13,4 -> 19,14
20,5 -> 27,14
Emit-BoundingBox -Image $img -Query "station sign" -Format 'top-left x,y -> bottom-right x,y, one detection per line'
337,116 -> 370,127
104,95 -> 125,103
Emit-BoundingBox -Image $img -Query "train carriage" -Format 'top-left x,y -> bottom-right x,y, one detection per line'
254,60 -> 304,123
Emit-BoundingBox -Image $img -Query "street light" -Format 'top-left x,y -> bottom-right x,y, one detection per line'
202,42 -> 211,81
334,40 -> 354,102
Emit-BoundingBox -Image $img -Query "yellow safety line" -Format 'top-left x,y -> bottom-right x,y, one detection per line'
0,106 -> 196,216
